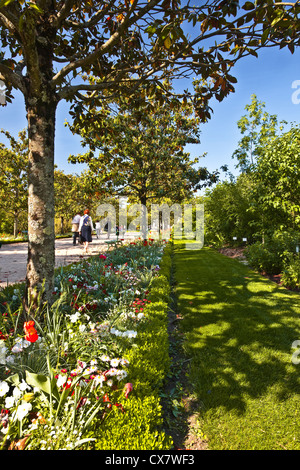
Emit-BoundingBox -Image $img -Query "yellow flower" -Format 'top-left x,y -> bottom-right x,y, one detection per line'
22,393 -> 35,402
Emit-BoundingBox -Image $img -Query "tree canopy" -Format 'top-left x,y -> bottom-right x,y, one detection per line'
68,93 -> 220,205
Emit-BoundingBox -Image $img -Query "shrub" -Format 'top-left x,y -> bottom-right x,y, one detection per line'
94,242 -> 173,450
245,231 -> 300,275
245,241 -> 283,274
281,256 -> 300,290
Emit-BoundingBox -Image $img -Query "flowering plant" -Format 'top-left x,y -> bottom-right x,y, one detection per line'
0,239 -> 168,450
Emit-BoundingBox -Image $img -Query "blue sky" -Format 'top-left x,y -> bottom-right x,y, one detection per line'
1,45 -> 300,179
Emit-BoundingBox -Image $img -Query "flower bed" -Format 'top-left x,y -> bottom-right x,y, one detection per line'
0,239 -> 173,450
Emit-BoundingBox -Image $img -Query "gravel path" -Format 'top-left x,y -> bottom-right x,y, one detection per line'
0,233 -> 136,288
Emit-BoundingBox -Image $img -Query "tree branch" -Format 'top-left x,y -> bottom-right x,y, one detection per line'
54,0 -> 77,29
0,64 -> 26,95
51,0 -> 161,86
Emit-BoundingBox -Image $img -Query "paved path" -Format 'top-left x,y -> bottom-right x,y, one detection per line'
0,233 -> 137,288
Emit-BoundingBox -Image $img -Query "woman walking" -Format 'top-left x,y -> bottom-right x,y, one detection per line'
79,209 -> 94,254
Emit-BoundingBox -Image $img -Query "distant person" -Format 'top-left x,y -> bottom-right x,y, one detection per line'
104,220 -> 111,239
95,221 -> 101,239
79,209 -> 94,254
71,212 -> 81,246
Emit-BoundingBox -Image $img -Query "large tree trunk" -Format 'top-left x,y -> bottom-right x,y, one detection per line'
21,5 -> 58,314
25,95 -> 57,311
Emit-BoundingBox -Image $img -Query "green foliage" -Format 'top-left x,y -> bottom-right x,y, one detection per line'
251,125 -> 300,228
0,128 -> 28,236
94,243 -> 173,450
67,97 -> 216,205
203,174 -> 258,246
232,94 -> 285,172
0,240 -> 173,450
94,395 -> 172,450
281,256 -> 300,290
245,231 -> 300,274
244,241 -> 283,274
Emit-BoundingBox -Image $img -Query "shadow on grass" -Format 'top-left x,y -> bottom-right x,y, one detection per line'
173,244 -> 300,449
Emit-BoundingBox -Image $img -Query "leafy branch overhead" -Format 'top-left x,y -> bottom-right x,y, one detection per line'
1,0 -> 300,120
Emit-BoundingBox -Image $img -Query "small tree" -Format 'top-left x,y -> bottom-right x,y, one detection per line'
232,94 -> 286,172
251,125 -> 300,231
0,129 -> 28,237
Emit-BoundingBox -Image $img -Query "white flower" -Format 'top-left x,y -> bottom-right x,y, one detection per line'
79,324 -> 86,333
116,370 -> 128,381
0,381 -> 9,397
16,401 -> 32,421
110,328 -> 122,336
11,338 -> 31,353
6,355 -> 15,364
106,368 -> 118,376
120,358 -> 129,366
94,375 -> 105,387
0,346 -> 7,365
110,358 -> 120,367
13,387 -> 22,399
19,379 -> 31,392
56,374 -> 67,388
5,396 -> 15,408
11,340 -> 23,354
69,312 -> 81,323
126,330 -> 137,338
100,355 -> 110,362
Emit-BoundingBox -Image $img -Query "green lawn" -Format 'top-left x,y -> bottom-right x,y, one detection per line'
173,241 -> 300,450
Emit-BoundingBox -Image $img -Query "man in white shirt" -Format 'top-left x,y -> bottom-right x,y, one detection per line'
71,213 -> 81,245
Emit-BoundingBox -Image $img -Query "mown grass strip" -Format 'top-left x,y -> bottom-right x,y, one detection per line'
173,241 -> 300,450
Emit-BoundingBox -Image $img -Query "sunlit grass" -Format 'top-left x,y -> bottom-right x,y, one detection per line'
173,241 -> 300,450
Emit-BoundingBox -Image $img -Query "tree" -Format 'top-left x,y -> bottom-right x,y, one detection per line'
0,128 -> 28,237
1,0 -> 299,311
232,96 -> 300,239
54,168 -> 103,233
68,94 -> 218,207
251,125 -> 300,231
204,173 -> 259,245
232,94 -> 286,172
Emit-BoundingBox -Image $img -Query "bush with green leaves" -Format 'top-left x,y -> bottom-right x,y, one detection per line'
245,231 -> 300,275
281,255 -> 300,290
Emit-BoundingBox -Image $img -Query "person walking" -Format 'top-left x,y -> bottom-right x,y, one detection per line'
79,209 -> 94,254
95,221 -> 101,239
71,212 -> 81,245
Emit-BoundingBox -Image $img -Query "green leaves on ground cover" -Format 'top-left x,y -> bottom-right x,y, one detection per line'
173,242 -> 300,450
94,243 -> 173,450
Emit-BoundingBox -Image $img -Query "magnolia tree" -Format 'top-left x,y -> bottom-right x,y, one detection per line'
0,0 -> 299,311
68,94 -> 220,206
